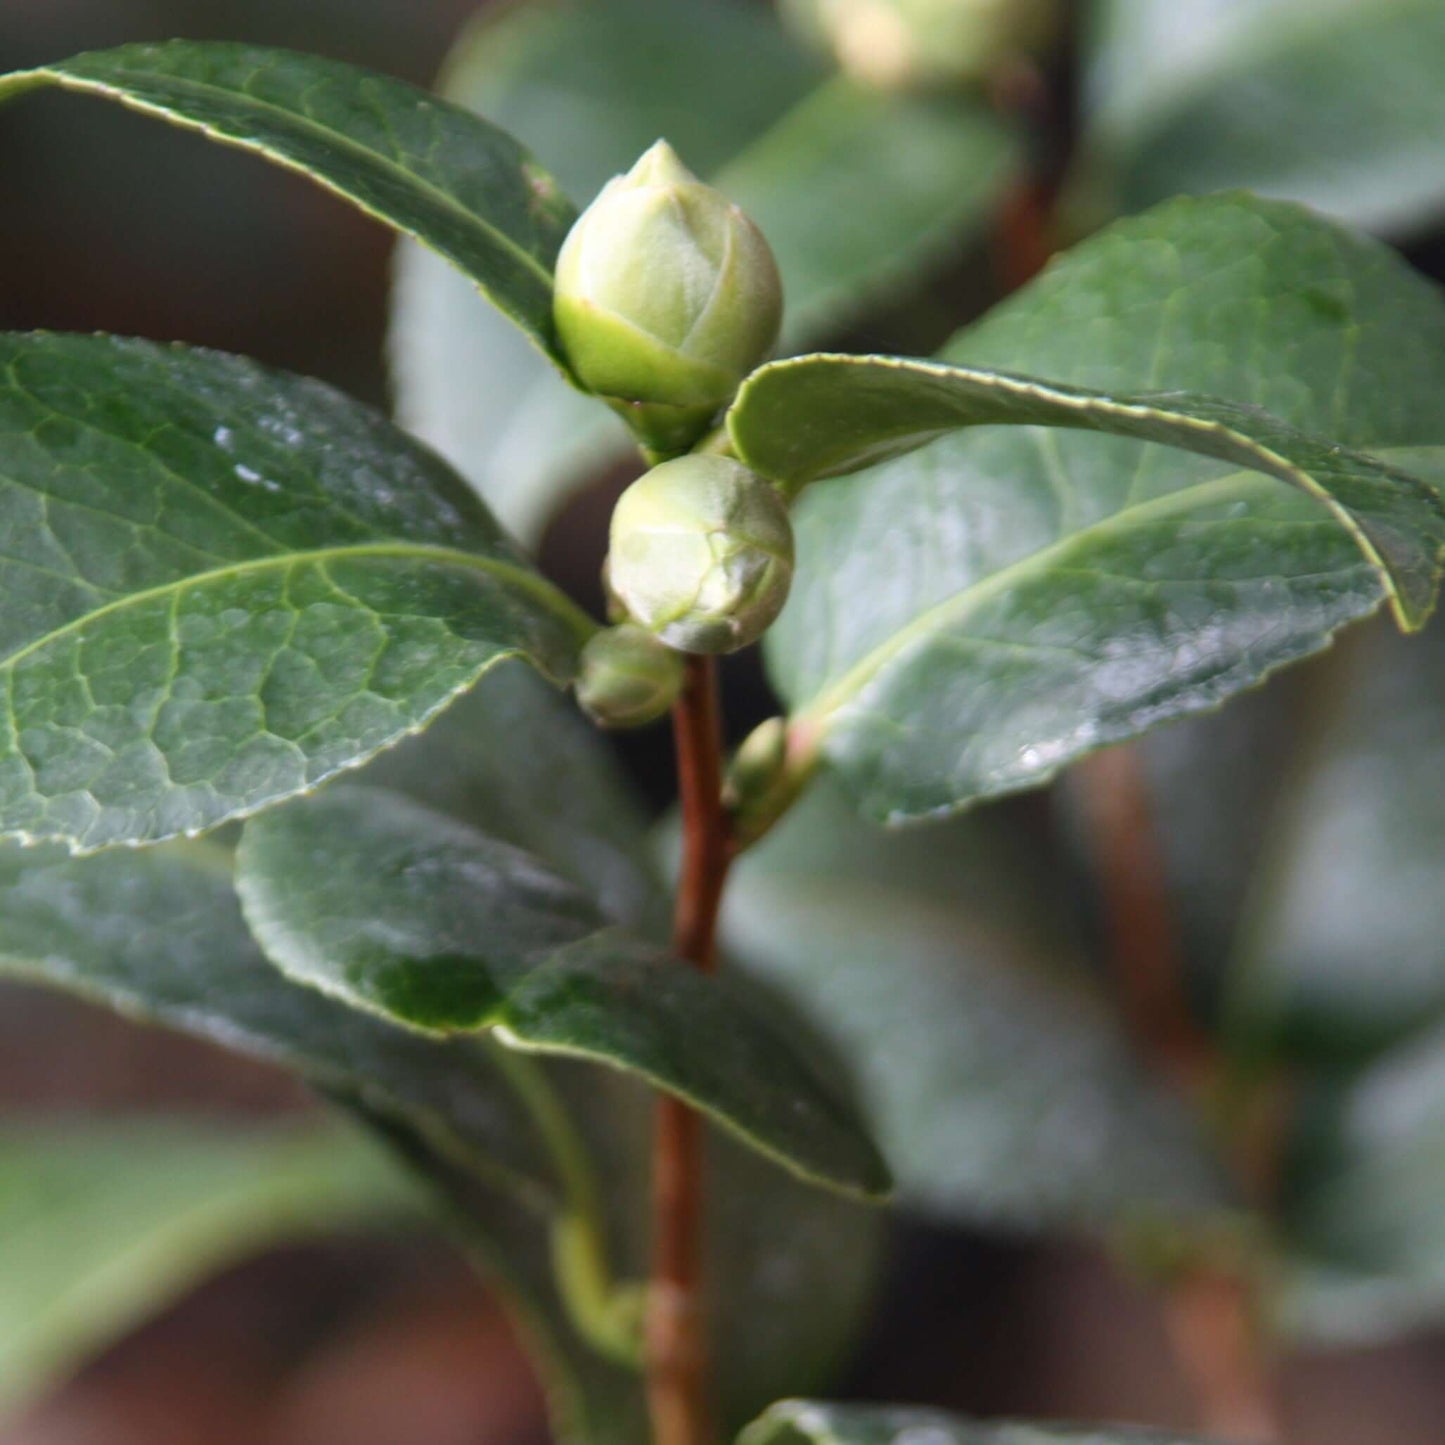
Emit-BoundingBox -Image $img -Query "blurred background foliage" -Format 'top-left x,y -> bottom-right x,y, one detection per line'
1,2 -> 1444,1442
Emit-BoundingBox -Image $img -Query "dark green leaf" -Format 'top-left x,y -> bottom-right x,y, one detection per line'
740,1402 -> 1210,1445
0,838 -> 563,1197
1080,0 -> 1445,235
0,41 -> 577,361
0,1120 -> 416,1413
364,658 -> 659,930
724,780 -> 1228,1231
765,194 -> 1445,823
0,836 -> 883,1442
236,784 -> 889,1200
390,0 -> 1018,542
731,354 -> 1445,630
0,333 -> 591,851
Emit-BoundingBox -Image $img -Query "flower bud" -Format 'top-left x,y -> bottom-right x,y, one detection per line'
782,0 -> 1059,91
607,456 -> 794,655
553,141 -> 783,455
575,624 -> 686,729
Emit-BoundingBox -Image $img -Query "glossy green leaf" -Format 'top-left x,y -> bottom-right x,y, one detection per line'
765,194 -> 1445,823
0,835 -> 882,1442
0,1120 -> 416,1413
355,660 -> 887,1431
0,41 -> 577,362
723,779 -> 1228,1232
236,784 -> 889,1200
740,1402 -> 1209,1445
1080,0 -> 1445,235
364,658 -> 659,930
390,0 -> 1018,543
732,352 -> 1445,628
1280,1018 -> 1445,1344
0,839 -> 565,1196
0,332 -> 592,851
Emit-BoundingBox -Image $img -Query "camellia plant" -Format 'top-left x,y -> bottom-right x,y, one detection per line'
3,2 -> 1445,1444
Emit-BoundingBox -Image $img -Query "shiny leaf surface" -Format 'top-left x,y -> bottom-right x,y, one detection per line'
364,658 -> 659,930
0,333 -> 590,851
0,839 -> 560,1197
236,784 -> 889,1199
732,351 -> 1445,626
0,824 -> 882,1441
0,41 -> 577,360
766,194 -> 1445,822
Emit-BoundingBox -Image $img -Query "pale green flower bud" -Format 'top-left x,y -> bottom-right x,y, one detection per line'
608,456 -> 794,655
782,0 -> 1059,91
554,141 -> 784,455
575,624 -> 686,729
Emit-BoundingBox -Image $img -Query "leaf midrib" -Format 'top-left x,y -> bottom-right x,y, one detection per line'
0,539 -> 594,675
10,61 -> 562,299
795,466 -> 1363,727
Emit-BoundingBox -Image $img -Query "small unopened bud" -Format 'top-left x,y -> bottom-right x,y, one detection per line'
575,624 -> 686,729
554,141 -> 783,455
607,456 -> 794,655
782,0 -> 1059,91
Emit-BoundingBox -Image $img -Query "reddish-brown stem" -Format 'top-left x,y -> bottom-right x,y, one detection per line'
669,655 -> 731,975
1076,750 -> 1283,1442
1162,1270 -> 1281,1444
647,655 -> 730,1445
1074,749 -> 1216,1097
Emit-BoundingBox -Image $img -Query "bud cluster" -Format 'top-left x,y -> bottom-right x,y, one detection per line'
555,142 -> 796,665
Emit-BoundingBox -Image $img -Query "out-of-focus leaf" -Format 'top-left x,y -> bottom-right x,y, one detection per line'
390,0 -> 1018,544
722,779 -> 1228,1232
765,194 -> 1445,824
740,1401 -> 1209,1444
1280,1018 -> 1445,1344
0,333 -> 592,852
0,41 -> 577,361
1224,621 -> 1445,1064
0,1120 -> 416,1414
1079,0 -> 1445,235
236,785 -> 890,1199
